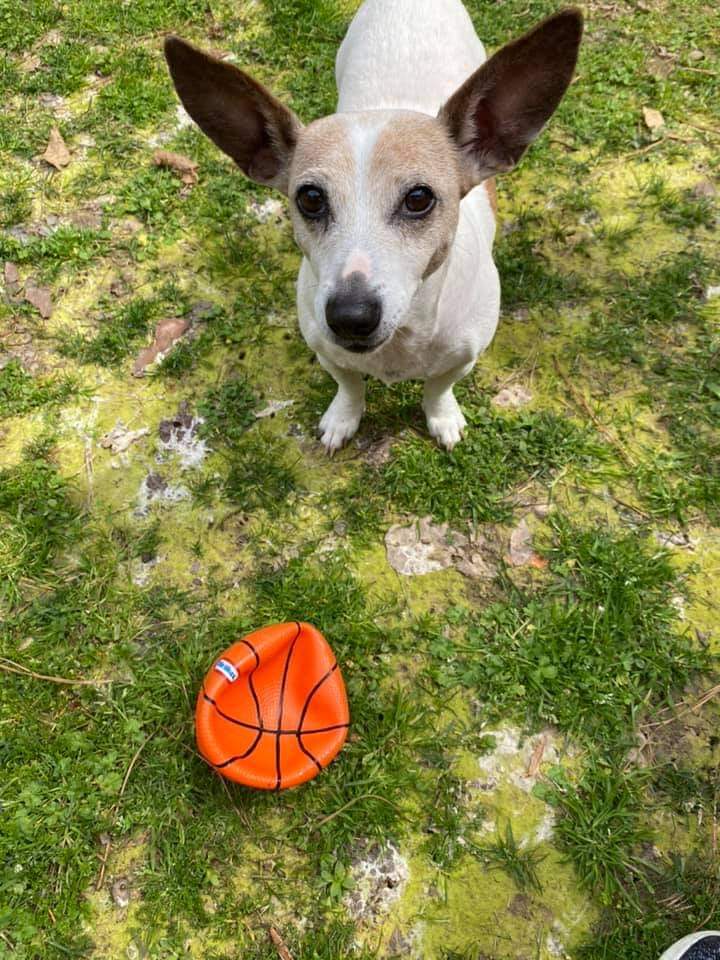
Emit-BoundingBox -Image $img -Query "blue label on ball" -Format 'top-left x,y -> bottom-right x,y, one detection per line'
214,659 -> 239,683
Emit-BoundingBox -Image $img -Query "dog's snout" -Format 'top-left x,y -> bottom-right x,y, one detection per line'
326,288 -> 382,341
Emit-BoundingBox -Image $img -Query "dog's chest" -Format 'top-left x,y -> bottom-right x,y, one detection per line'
339,326 -> 465,384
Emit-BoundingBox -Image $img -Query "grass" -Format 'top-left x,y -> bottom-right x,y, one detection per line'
372,401 -> 600,525
471,822 -> 545,894
0,446 -> 82,607
0,360 -> 77,419
1,0 -> 719,957
422,521 -> 708,747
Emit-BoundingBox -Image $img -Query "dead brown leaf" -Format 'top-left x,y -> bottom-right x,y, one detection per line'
24,281 -> 53,319
643,106 -> 666,133
153,150 -> 199,187
525,735 -> 548,778
269,928 -> 293,960
133,318 -> 190,376
3,262 -> 21,298
41,126 -> 71,169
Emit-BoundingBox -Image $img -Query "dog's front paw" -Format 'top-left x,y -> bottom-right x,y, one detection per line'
425,405 -> 467,451
319,398 -> 363,455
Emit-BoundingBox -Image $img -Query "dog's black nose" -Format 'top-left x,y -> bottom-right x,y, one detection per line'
326,291 -> 382,341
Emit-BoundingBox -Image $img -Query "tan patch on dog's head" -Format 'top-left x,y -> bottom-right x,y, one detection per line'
369,114 -> 462,203
290,115 -> 355,191
370,114 -> 463,278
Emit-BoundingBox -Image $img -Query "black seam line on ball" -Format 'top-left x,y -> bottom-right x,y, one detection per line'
296,662 -> 341,774
240,639 -> 262,731
275,622 -> 302,791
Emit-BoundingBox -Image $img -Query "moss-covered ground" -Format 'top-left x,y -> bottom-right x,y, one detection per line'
1,1 -> 719,957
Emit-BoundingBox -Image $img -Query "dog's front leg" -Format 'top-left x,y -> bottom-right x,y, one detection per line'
316,354 -> 366,455
422,361 -> 474,451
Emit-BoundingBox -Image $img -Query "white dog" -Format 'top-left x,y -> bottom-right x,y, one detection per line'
165,1 -> 582,452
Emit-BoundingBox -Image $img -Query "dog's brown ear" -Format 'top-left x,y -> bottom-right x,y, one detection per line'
439,8 -> 583,193
164,37 -> 302,194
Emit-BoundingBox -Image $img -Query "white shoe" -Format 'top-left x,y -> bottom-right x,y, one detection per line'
660,933 -> 720,960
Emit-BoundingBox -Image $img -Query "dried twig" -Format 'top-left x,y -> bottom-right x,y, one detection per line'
684,121 -> 720,138
313,793 -> 402,830
269,927 -> 294,960
644,683 -> 720,729
0,657 -> 114,686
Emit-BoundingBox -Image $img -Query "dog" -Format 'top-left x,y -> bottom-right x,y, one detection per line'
164,1 -> 582,452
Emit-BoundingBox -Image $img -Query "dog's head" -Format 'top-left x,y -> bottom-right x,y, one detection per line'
165,9 -> 582,354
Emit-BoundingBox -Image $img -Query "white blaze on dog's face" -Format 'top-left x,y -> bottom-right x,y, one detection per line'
288,112 -> 462,353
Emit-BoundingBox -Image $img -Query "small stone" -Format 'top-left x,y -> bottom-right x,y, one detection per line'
689,49 -> 705,61
3,262 -> 20,297
18,53 -> 41,74
67,206 -> 103,230
492,384 -> 532,409
113,217 -> 143,235
507,518 -> 536,567
38,92 -> 66,111
692,179 -> 716,199
654,529 -> 695,549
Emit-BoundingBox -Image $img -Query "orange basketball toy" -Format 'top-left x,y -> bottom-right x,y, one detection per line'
195,622 -> 350,790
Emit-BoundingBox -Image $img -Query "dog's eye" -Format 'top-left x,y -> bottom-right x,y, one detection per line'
296,185 -> 328,220
403,186 -> 436,218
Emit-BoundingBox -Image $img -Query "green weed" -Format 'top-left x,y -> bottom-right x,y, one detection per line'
472,822 -> 545,894
0,360 -> 77,419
